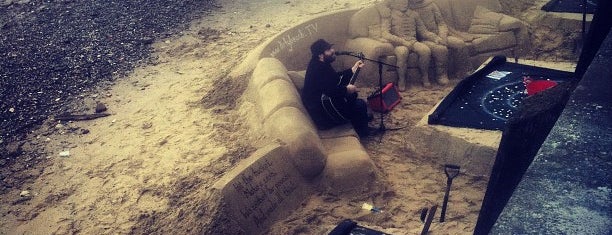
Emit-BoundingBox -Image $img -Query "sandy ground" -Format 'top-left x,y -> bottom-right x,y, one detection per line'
0,0 -> 579,234
265,59 -> 576,235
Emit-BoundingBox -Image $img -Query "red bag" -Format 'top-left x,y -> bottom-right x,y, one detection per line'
523,76 -> 558,96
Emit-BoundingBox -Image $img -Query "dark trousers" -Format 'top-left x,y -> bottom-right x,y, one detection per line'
304,98 -> 369,136
348,99 -> 369,137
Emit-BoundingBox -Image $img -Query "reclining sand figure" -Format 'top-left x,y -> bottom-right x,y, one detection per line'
380,0 -> 449,90
408,0 -> 472,78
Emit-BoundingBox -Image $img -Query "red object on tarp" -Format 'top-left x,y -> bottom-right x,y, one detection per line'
523,77 -> 558,96
367,82 -> 402,113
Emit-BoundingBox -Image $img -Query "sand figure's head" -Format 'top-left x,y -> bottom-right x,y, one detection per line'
386,0 -> 409,12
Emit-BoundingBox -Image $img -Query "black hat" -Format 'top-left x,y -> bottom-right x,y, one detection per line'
310,39 -> 333,56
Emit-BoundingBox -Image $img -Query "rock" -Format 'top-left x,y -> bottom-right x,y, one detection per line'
142,122 -> 153,129
8,107 -> 15,113
55,123 -> 64,129
81,129 -> 90,134
265,24 -> 271,28
140,37 -> 154,44
59,150 -> 70,157
13,191 -> 33,204
6,141 -> 23,157
95,102 -> 107,113
20,190 -> 30,197
1,0 -> 13,7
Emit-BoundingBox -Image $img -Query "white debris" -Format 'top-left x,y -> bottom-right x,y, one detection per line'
59,150 -> 70,157
20,190 -> 31,197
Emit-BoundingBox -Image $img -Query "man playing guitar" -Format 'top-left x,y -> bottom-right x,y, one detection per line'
301,39 -> 372,138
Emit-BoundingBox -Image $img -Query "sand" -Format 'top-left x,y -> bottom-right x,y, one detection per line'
0,0 -> 579,234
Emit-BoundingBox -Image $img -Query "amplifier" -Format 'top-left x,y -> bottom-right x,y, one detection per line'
367,82 -> 401,113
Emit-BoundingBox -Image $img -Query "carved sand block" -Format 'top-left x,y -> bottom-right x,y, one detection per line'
411,107 -> 501,176
318,123 -> 358,139
251,58 -> 291,90
263,106 -> 326,179
260,10 -> 356,71
263,106 -> 316,137
257,78 -> 305,122
212,144 -> 311,235
286,70 -> 306,92
321,136 -> 375,193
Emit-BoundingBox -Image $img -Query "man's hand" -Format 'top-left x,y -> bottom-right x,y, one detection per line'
352,60 -> 365,73
346,84 -> 359,94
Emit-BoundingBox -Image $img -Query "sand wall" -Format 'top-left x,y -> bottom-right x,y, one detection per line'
259,10 -> 357,71
232,9 -> 357,77
212,144 -> 312,234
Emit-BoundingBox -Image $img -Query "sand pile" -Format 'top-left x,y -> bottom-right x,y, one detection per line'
0,0 -> 580,234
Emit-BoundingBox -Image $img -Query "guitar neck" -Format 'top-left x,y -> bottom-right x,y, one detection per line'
349,67 -> 361,85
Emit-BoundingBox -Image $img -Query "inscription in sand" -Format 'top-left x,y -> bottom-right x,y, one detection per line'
269,23 -> 318,57
229,157 -> 299,228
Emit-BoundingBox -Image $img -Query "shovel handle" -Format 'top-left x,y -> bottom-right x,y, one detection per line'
420,205 -> 438,235
440,178 -> 453,222
441,164 -> 460,222
444,164 -> 461,179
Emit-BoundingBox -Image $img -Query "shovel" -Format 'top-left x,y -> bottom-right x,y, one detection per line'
420,205 -> 438,235
440,164 -> 460,222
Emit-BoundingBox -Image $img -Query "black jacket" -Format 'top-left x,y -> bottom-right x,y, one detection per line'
301,58 -> 353,129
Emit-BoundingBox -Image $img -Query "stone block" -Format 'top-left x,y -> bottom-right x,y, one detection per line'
321,136 -> 375,193
321,135 -> 363,154
469,32 -> 516,54
257,79 -> 304,122
318,123 -> 358,140
410,116 -> 501,176
263,107 -> 325,178
251,58 -> 290,90
285,130 -> 328,179
212,144 -> 311,235
263,106 -> 315,138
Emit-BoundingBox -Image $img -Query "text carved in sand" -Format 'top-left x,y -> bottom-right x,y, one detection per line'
270,23 -> 319,57
230,158 -> 299,228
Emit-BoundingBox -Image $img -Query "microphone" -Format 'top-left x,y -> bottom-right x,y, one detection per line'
334,51 -> 355,56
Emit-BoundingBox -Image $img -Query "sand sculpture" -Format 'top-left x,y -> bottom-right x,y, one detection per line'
206,1 -> 532,233
344,0 -> 528,88
380,0 -> 448,90
408,0 -> 472,79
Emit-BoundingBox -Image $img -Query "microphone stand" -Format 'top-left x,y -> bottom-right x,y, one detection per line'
342,52 -> 401,139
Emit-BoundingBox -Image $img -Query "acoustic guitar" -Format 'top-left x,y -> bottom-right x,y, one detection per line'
320,53 -> 364,124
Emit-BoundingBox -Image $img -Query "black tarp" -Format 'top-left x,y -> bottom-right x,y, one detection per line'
428,56 -> 574,131
542,0 -> 598,14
